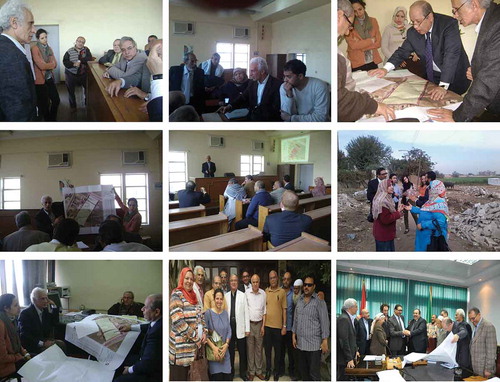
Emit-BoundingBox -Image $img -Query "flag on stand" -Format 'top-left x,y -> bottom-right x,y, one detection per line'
361,280 -> 367,310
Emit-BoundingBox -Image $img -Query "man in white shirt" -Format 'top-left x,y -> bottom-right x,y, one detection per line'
246,274 -> 267,381
280,59 -> 330,122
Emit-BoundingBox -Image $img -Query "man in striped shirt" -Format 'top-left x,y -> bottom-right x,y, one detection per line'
292,276 -> 329,381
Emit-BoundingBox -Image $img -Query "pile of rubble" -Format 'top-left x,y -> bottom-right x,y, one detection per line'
450,202 -> 500,249
338,193 -> 363,213
459,186 -> 500,198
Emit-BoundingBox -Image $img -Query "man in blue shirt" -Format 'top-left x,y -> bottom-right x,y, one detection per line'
235,180 -> 273,230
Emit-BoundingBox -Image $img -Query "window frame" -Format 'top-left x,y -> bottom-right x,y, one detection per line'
168,151 -> 188,193
1,177 -> 21,210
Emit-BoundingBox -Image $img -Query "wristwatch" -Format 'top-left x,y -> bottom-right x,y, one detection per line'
152,74 -> 163,80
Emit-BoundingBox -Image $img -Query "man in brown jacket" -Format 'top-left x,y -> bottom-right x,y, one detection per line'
468,307 -> 497,378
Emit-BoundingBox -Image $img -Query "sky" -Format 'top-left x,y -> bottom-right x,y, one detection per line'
338,131 -> 500,174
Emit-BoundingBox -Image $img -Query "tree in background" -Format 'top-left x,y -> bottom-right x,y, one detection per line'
452,171 -> 460,178
345,135 -> 392,171
402,148 -> 435,176
338,150 -> 350,170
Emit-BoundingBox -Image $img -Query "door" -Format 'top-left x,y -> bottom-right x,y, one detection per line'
298,164 -> 314,192
32,25 -> 61,82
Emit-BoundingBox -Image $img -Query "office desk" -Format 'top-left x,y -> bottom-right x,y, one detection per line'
87,62 -> 149,122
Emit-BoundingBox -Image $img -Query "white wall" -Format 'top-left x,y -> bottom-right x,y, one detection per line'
338,0 -> 477,63
469,275 -> 500,344
55,260 -> 162,312
169,130 -> 331,186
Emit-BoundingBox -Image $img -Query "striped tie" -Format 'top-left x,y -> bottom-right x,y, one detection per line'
425,32 -> 434,82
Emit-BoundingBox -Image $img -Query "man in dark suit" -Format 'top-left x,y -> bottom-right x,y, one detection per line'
356,309 -> 373,356
34,195 -> 64,238
177,181 -> 211,208
442,316 -> 471,370
115,294 -> 162,382
337,298 -> 359,381
369,1 -> 470,99
389,304 -> 410,356
406,309 -> 428,353
263,190 -> 313,247
429,0 -> 500,122
380,303 -> 391,349
238,269 -> 251,293
283,175 -> 295,191
98,39 -> 122,65
18,287 -> 62,354
201,155 -> 216,177
169,52 -> 205,115
219,56 -> 282,121
0,2 -> 37,121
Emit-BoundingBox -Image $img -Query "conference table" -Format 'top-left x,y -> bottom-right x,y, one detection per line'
87,62 -> 149,122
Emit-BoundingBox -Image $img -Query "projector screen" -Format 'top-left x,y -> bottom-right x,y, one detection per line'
281,135 -> 310,163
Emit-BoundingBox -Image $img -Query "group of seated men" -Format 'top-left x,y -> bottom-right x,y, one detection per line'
0,195 -> 152,252
169,51 -> 331,122
17,287 -> 161,382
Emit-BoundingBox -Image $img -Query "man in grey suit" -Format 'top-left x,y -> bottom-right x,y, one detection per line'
429,0 -> 500,122
103,36 -> 147,82
406,309 -> 427,353
442,316 -> 471,371
0,0 -> 36,121
468,307 -> 497,378
1,211 -> 50,251
337,298 -> 359,381
389,304 -> 410,356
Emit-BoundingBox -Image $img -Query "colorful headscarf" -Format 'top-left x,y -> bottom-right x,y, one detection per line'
371,179 -> 396,220
421,180 -> 449,216
175,267 -> 198,306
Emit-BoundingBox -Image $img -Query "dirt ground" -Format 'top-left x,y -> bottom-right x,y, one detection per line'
338,184 -> 500,252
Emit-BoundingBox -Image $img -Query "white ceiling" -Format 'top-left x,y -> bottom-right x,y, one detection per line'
0,131 -> 161,141
337,260 -> 500,288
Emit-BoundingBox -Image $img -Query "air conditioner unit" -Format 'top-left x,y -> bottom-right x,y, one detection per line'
234,27 -> 250,38
48,152 -> 70,168
252,140 -> 264,151
174,21 -> 195,35
210,136 -> 224,147
123,150 -> 146,165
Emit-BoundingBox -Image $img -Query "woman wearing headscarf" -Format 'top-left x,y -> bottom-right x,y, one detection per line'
369,313 -> 387,355
401,175 -> 418,234
0,294 -> 30,379
311,177 -> 327,197
346,0 -> 382,72
372,178 -> 403,251
223,178 -> 247,229
381,7 -> 422,73
114,189 -> 142,233
219,68 -> 249,105
169,267 -> 206,381
405,180 -> 449,251
31,28 -> 60,121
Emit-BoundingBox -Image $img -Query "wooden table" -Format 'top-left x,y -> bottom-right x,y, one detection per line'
169,201 -> 179,209
267,232 -> 331,252
87,62 -> 149,122
169,213 -> 227,246
169,205 -> 206,222
170,226 -> 263,252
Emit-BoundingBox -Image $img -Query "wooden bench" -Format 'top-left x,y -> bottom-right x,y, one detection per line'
169,205 -> 206,222
170,226 -> 262,252
297,192 -> 313,200
257,195 -> 331,231
169,213 -> 228,246
304,206 -> 331,243
267,232 -> 331,252
169,201 -> 179,209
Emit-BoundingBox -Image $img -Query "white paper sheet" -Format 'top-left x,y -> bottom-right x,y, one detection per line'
225,108 -> 249,119
352,71 -> 394,93
425,332 -> 458,366
376,369 -> 406,382
363,355 -> 384,361
357,102 -> 463,122
403,352 -> 428,363
385,69 -> 413,78
18,344 -> 115,382
65,314 -> 143,370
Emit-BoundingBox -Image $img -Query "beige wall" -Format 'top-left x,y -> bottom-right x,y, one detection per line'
55,260 -> 162,312
169,4 -> 331,83
21,0 -> 162,80
271,4 -> 331,83
338,0 -> 477,62
169,130 -> 331,186
0,131 -> 162,243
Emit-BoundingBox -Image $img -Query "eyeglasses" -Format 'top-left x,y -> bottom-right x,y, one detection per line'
344,14 -> 354,30
452,0 -> 470,15
410,13 -> 430,28
121,46 -> 136,52
303,283 -> 314,287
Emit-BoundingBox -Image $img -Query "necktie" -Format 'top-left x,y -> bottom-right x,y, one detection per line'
183,71 -> 192,104
112,53 -> 120,65
425,32 -> 434,82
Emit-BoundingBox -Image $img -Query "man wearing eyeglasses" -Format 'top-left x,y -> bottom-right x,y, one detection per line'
293,276 -> 329,381
104,37 -> 147,82
388,304 -> 411,356
63,36 -> 93,109
369,1 -> 470,102
468,307 -> 497,378
429,0 -> 500,122
169,52 -> 205,115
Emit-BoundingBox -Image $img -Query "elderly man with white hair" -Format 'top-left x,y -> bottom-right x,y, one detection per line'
34,195 -> 63,238
337,298 -> 359,381
0,0 -> 37,121
18,287 -> 65,354
441,312 -> 472,371
193,265 -> 205,308
219,56 -> 282,121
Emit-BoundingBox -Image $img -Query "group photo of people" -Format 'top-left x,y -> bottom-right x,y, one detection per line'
169,0 -> 331,122
337,260 -> 500,381
169,260 -> 331,381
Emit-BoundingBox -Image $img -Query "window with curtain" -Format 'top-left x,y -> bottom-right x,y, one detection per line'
337,271 -> 468,322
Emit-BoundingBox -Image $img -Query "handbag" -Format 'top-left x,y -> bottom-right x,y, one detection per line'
426,219 -> 451,251
367,210 -> 374,223
188,347 -> 209,381
204,310 -> 224,362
